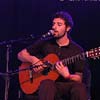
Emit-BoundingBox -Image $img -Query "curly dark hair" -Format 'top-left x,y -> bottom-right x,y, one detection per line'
53,11 -> 74,28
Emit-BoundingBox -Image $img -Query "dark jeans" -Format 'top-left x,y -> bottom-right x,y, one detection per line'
23,79 -> 88,100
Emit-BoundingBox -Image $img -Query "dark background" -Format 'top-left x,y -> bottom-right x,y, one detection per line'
0,0 -> 100,100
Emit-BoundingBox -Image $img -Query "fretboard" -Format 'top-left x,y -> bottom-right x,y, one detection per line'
61,52 -> 86,65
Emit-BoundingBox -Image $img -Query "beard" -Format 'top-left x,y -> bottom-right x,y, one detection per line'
54,32 -> 66,39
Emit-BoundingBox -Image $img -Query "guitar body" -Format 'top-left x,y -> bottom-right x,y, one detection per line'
19,54 -> 59,94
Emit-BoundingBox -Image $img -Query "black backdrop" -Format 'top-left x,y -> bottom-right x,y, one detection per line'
0,0 -> 100,100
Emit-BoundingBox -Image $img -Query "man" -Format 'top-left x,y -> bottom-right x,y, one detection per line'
18,11 -> 88,100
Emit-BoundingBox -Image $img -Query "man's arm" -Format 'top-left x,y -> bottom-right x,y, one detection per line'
18,49 -> 44,72
69,72 -> 82,82
18,49 -> 39,64
55,61 -> 82,82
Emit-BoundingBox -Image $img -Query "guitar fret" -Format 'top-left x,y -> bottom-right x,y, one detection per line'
71,57 -> 74,63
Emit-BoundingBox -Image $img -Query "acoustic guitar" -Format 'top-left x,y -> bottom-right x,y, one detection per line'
19,47 -> 100,94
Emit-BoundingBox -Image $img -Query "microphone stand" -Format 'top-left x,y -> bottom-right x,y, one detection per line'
4,44 -> 11,100
0,36 -> 34,100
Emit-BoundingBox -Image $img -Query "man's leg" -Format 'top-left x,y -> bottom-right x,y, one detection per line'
38,79 -> 57,100
70,82 -> 88,100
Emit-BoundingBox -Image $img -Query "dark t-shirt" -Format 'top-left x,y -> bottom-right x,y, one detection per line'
26,38 -> 86,81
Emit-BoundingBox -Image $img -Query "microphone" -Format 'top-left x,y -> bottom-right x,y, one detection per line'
30,30 -> 54,39
42,30 -> 53,38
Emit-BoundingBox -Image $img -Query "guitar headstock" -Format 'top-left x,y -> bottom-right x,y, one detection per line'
86,47 -> 100,59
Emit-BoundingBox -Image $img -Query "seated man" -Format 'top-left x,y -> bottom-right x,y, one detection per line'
18,11 -> 89,100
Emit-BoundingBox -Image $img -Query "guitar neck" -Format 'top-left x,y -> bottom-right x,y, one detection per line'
62,46 -> 100,65
62,52 -> 86,65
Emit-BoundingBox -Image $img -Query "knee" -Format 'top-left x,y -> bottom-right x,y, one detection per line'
70,83 -> 88,100
39,79 -> 55,89
71,83 -> 87,94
